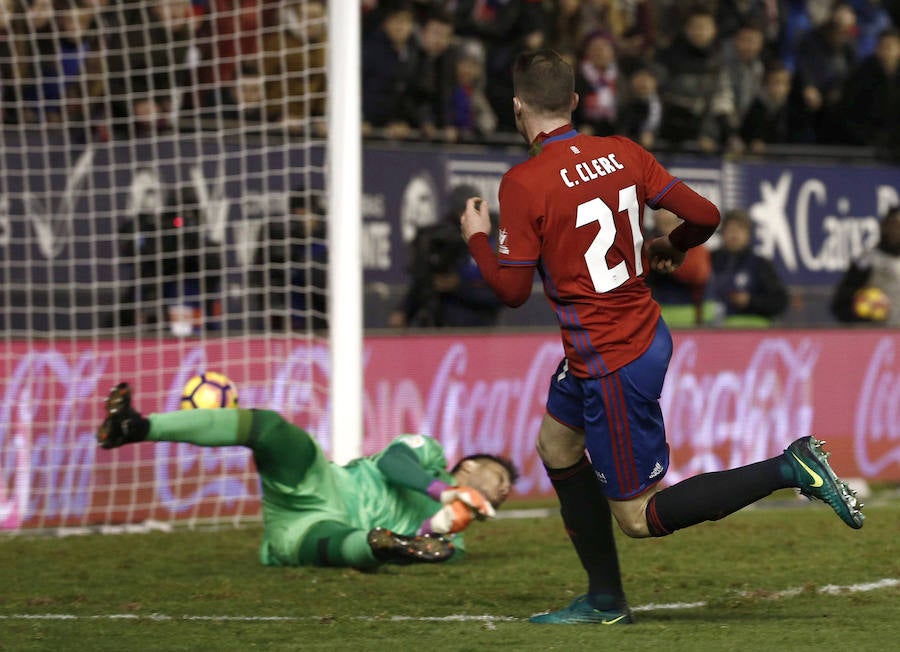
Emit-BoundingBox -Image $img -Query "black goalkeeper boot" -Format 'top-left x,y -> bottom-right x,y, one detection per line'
96,383 -> 150,449
367,528 -> 454,564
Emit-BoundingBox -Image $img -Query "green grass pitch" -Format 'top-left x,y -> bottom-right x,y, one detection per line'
2,492 -> 899,651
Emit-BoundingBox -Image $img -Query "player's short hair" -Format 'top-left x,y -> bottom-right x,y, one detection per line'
513,49 -> 574,115
451,454 -> 520,485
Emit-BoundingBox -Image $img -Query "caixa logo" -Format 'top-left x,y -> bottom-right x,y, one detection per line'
748,171 -> 899,276
854,336 -> 900,476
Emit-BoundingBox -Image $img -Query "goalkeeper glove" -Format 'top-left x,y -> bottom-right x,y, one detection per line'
418,500 -> 473,535
96,383 -> 150,449
426,480 -> 496,520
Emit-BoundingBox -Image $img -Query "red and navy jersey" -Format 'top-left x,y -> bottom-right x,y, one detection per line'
497,128 -> 680,378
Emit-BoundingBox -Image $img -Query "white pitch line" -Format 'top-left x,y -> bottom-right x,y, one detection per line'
0,578 -> 896,623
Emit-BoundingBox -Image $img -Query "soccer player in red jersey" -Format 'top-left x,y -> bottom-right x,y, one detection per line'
461,49 -> 864,625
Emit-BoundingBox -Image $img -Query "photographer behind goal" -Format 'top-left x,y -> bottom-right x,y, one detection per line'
390,184 -> 504,328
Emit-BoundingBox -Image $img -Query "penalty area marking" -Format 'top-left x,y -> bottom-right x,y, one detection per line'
1,578 -> 897,623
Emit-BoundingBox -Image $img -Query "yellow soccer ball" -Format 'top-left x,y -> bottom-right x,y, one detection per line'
180,372 -> 239,409
852,286 -> 890,322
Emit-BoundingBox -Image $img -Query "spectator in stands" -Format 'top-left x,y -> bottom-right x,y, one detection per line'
779,0 -> 815,71
576,0 -> 630,41
201,0 -> 277,105
218,62 -> 264,123
618,65 -> 662,149
544,0 -> 589,57
0,0 -> 16,123
258,0 -> 327,134
253,187 -> 328,332
389,184 -> 503,328
161,185 -> 225,335
7,0 -> 53,124
837,27 -> 900,155
884,0 -> 900,30
7,0 -> 110,138
362,0 -> 419,139
105,0 -> 201,136
831,205 -> 900,327
447,39 -> 497,141
615,0 -> 657,75
120,184 -> 223,334
739,62 -> 815,152
43,0 -> 106,134
850,0 -> 895,58
715,0 -> 782,58
545,0 -> 641,65
720,22 -> 767,151
655,7 -> 735,153
410,7 -> 457,142
793,2 -> 859,143
453,0 -> 545,133
646,208 -> 715,327
710,209 -> 789,327
574,30 -> 620,136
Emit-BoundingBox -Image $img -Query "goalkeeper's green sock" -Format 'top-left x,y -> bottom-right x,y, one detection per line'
298,522 -> 378,569
147,409 -> 253,447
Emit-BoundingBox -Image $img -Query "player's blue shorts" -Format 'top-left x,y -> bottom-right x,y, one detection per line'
546,318 -> 673,500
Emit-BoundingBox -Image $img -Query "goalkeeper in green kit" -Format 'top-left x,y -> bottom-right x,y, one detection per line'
96,384 -> 517,569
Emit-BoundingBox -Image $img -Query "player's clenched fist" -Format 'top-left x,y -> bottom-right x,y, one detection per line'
647,235 -> 686,273
460,196 -> 490,243
439,486 -> 497,519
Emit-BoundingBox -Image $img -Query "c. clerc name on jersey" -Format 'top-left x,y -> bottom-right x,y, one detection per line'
559,153 -> 625,188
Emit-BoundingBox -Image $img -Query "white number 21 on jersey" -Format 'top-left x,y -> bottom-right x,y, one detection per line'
575,184 -> 643,293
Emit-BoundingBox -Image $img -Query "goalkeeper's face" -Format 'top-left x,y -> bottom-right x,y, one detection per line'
454,460 -> 513,509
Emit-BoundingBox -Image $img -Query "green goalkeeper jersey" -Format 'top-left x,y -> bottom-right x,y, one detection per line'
246,410 -> 465,565
334,434 -> 457,538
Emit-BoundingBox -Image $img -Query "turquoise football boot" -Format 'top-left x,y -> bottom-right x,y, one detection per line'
529,595 -> 633,625
784,436 -> 864,529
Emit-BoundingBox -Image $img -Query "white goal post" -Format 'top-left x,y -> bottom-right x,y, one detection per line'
326,0 -> 362,466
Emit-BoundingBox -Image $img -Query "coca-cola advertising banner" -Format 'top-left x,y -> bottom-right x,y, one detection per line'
1,329 -> 897,530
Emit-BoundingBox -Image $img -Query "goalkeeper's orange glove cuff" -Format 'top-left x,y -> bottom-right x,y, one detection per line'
438,486 -> 496,519
418,500 -> 473,535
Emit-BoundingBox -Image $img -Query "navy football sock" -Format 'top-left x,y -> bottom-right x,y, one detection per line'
646,457 -> 792,536
547,456 -> 625,607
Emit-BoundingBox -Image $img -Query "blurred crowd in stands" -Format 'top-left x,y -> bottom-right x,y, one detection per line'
360,0 -> 900,158
0,0 -> 897,158
0,0 -> 327,138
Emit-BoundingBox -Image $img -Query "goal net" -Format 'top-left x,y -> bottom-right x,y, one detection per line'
0,0 -> 340,532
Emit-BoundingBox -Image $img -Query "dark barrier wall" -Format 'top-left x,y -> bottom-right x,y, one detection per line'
362,146 -> 900,287
1,131 -> 898,327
